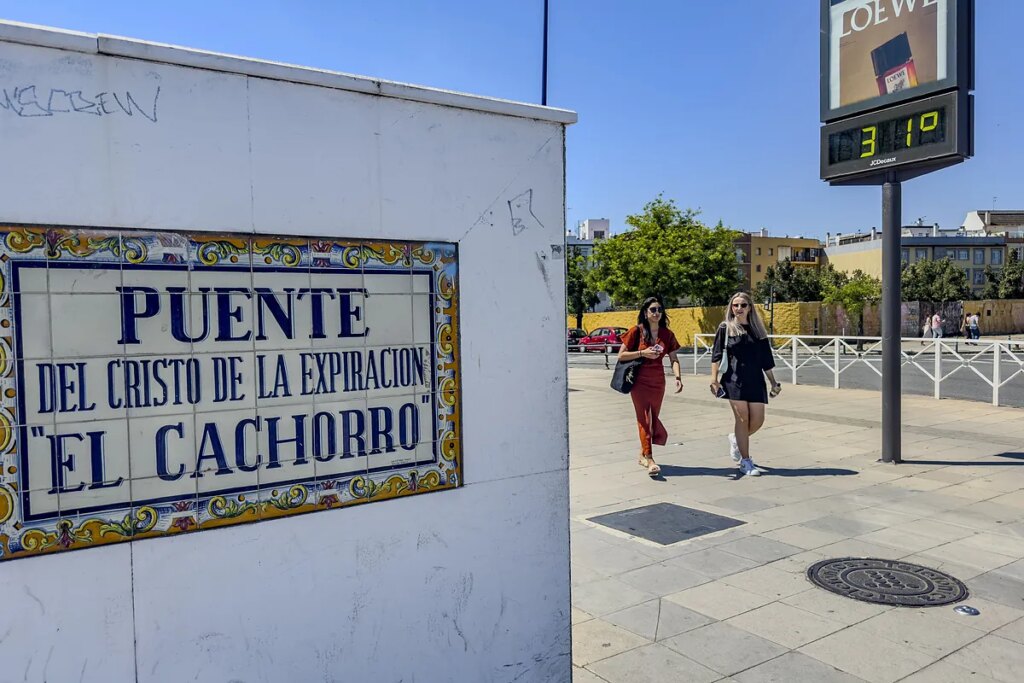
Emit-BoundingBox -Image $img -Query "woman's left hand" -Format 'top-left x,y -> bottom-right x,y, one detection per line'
674,378 -> 683,394
769,383 -> 782,398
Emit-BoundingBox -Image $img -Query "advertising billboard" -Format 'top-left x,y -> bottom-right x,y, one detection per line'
821,0 -> 972,121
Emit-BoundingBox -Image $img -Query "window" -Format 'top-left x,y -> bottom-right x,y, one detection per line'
957,249 -> 970,261
901,248 -> 910,263
768,248 -> 774,256
735,247 -> 745,263
992,249 -> 1004,265
756,247 -> 762,256
756,264 -> 762,273
974,248 -> 985,265
915,248 -> 928,261
973,269 -> 985,285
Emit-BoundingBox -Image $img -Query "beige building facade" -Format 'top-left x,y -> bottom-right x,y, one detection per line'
823,229 -> 1007,296
734,230 -> 823,291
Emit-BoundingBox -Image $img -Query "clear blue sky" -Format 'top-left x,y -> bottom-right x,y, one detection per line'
3,1 -> 1021,239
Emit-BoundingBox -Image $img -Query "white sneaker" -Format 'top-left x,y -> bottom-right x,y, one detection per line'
740,459 -> 762,477
728,434 -> 741,463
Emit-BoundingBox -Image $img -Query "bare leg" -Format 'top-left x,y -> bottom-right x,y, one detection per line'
747,402 -> 766,436
729,401 -> 751,459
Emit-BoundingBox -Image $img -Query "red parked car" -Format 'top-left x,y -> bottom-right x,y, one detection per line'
579,327 -> 629,352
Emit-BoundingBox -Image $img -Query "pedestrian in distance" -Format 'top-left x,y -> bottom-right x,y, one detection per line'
969,311 -> 981,342
931,311 -> 944,339
616,296 -> 683,477
709,292 -> 781,477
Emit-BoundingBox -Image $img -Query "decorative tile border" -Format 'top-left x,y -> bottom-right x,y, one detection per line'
0,226 -> 461,561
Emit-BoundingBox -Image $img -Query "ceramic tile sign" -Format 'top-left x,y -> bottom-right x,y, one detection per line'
0,227 -> 461,561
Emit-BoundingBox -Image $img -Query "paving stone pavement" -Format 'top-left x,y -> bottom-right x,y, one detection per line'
569,366 -> 1024,683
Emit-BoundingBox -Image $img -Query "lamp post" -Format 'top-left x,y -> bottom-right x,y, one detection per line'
541,0 -> 549,106
766,286 -> 775,335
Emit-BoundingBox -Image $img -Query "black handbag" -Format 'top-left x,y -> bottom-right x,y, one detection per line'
610,358 -> 644,394
610,326 -> 643,394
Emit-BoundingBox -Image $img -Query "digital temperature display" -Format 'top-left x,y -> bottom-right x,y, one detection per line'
828,108 -> 947,164
820,90 -> 970,184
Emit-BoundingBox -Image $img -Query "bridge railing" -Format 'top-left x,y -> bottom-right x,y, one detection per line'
693,333 -> 1024,407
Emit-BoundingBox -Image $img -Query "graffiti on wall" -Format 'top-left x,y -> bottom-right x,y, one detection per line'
0,226 -> 461,561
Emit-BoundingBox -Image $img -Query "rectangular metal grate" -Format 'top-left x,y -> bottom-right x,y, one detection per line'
588,502 -> 745,545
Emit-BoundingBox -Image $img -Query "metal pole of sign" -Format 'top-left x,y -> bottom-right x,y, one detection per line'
541,0 -> 549,106
881,172 -> 902,464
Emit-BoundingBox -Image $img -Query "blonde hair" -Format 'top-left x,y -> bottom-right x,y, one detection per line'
724,292 -> 768,339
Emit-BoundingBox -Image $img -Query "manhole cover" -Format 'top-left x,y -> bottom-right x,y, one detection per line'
807,558 -> 968,607
588,503 -> 744,545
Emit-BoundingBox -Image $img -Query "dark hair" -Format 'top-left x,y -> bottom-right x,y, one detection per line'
637,296 -> 670,344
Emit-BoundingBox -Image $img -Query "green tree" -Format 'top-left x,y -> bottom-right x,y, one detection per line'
981,265 -> 1001,300
900,258 -> 971,302
755,261 -> 847,303
566,246 -> 599,329
823,269 -> 882,338
998,249 -> 1024,299
588,196 -> 741,307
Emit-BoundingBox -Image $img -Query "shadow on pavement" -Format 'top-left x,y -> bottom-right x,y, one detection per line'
906,451 -> 1024,467
652,465 -> 741,481
649,465 -> 858,481
756,466 -> 859,477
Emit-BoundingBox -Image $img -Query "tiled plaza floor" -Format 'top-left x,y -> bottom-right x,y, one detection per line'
570,366 -> 1024,683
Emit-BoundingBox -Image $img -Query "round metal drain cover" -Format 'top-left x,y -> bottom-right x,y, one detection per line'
807,558 -> 968,607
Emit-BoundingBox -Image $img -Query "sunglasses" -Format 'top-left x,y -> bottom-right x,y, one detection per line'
647,307 -> 662,313
732,302 -> 749,309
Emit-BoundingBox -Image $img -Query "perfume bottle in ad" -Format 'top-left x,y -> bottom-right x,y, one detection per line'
871,32 -> 918,96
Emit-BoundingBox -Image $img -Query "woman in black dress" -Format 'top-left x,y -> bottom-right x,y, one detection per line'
709,292 -> 781,476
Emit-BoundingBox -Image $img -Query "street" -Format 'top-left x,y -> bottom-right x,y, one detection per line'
568,345 -> 1024,409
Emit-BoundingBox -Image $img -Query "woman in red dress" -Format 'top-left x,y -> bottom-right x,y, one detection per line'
617,296 -> 683,476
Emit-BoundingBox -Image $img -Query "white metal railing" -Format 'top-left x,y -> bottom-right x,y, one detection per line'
693,334 -> 1024,407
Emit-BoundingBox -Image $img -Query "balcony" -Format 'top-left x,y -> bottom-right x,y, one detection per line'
790,249 -> 820,264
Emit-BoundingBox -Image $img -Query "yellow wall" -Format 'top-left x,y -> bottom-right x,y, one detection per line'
568,302 -> 804,347
570,299 -> 1024,340
971,300 -> 1024,334
822,246 -> 883,279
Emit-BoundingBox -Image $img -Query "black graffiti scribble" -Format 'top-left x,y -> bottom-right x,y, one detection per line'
507,189 -> 545,236
0,85 -> 161,122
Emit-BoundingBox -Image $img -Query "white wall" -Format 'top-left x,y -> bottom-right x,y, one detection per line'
0,24 -> 573,683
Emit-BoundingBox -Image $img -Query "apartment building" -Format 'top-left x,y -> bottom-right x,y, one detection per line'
823,223 -> 1007,295
734,229 -> 823,291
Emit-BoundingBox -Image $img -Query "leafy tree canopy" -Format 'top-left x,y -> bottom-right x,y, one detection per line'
976,250 -> 1024,300
823,269 -> 881,335
754,261 -> 848,303
900,257 -> 971,302
588,196 -> 742,307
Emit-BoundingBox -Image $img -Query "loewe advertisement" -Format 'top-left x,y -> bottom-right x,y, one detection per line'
829,0 -> 945,110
